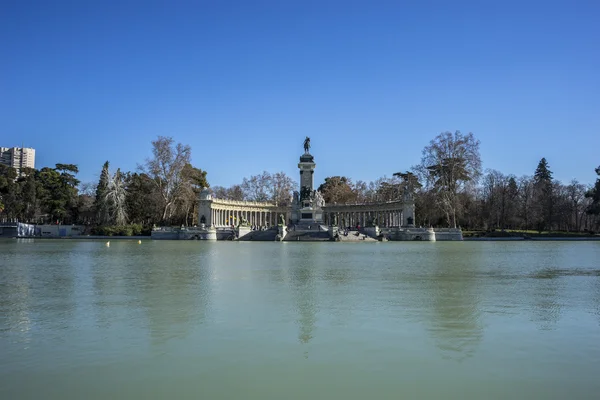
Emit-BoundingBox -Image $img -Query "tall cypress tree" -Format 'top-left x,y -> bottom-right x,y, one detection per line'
94,161 -> 110,225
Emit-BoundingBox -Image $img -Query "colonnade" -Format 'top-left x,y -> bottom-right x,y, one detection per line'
211,208 -> 282,228
323,209 -> 404,228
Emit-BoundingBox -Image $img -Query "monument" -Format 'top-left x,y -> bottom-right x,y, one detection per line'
151,136 -> 463,241
291,136 -> 325,224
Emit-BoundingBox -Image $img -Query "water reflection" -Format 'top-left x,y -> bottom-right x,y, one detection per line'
127,243 -> 214,345
0,263 -> 32,338
427,245 -> 483,360
0,241 -> 78,349
529,268 -> 563,330
286,247 -> 318,345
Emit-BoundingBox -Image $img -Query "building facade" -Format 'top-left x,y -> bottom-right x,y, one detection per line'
0,147 -> 36,176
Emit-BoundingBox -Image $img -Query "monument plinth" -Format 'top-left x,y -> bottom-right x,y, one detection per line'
291,137 -> 324,224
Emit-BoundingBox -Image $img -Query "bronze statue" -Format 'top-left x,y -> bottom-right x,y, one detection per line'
303,136 -> 311,153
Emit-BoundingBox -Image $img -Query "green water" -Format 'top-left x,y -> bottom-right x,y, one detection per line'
1,240 -> 600,399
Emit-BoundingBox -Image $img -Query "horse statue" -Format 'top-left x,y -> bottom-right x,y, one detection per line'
303,136 -> 311,153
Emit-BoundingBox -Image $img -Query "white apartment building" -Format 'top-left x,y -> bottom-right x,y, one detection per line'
0,147 -> 36,175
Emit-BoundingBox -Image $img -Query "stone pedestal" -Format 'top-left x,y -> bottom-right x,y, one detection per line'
203,227 -> 217,240
363,226 -> 380,239
328,226 -> 339,240
236,226 -> 251,239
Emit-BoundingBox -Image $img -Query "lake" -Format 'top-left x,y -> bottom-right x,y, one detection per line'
1,240 -> 600,399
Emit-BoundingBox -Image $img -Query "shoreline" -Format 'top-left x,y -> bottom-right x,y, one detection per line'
463,236 -> 600,241
7,235 -> 600,241
13,236 -> 150,240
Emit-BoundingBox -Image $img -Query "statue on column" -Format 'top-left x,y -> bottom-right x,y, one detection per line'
303,136 -> 311,154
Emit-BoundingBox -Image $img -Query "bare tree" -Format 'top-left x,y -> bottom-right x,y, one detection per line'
241,171 -> 272,202
270,172 -> 296,206
352,180 -> 369,203
140,136 -> 191,223
239,171 -> 296,204
174,164 -> 208,226
212,184 -> 245,201
418,131 -> 482,228
565,179 -> 586,231
518,176 -> 534,230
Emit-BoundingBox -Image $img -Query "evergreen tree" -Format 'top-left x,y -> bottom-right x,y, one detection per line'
533,158 -> 554,231
94,161 -> 111,225
534,158 -> 553,184
585,166 -> 600,219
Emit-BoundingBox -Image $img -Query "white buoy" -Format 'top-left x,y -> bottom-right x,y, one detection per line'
138,240 -> 142,244
106,241 -> 110,247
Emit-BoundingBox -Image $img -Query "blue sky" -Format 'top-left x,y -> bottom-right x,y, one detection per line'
1,0 -> 599,187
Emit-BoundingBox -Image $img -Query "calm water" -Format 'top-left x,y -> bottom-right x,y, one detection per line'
1,240 -> 600,399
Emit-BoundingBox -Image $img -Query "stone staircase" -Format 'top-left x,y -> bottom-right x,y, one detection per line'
237,228 -> 280,241
283,224 -> 331,241
336,230 -> 378,242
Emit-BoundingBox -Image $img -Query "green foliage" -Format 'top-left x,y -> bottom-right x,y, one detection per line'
534,158 -> 553,185
35,164 -> 80,224
91,223 -> 145,236
124,172 -> 163,225
95,161 -> 111,225
532,158 -> 554,231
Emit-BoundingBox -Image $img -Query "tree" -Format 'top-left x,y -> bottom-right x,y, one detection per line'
238,171 -> 296,205
270,172 -> 296,206
19,168 -> 38,222
518,176 -> 534,229
175,164 -> 209,226
585,166 -> 600,227
418,131 -> 482,228
125,172 -> 162,225
0,164 -> 19,220
212,185 -> 245,201
394,171 -> 422,192
565,179 -> 586,231
106,168 -> 128,225
140,136 -> 192,223
352,180 -> 369,203
36,164 -> 80,224
94,161 -> 111,225
318,176 -> 357,204
533,158 -> 554,231
241,171 -> 272,202
534,158 -> 553,184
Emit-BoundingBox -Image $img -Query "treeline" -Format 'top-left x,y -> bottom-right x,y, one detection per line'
218,131 -> 600,232
2,131 -> 599,233
319,132 -> 600,231
0,137 -> 208,231
211,171 -> 297,205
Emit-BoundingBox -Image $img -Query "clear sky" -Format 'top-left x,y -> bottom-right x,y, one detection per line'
1,0 -> 599,187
